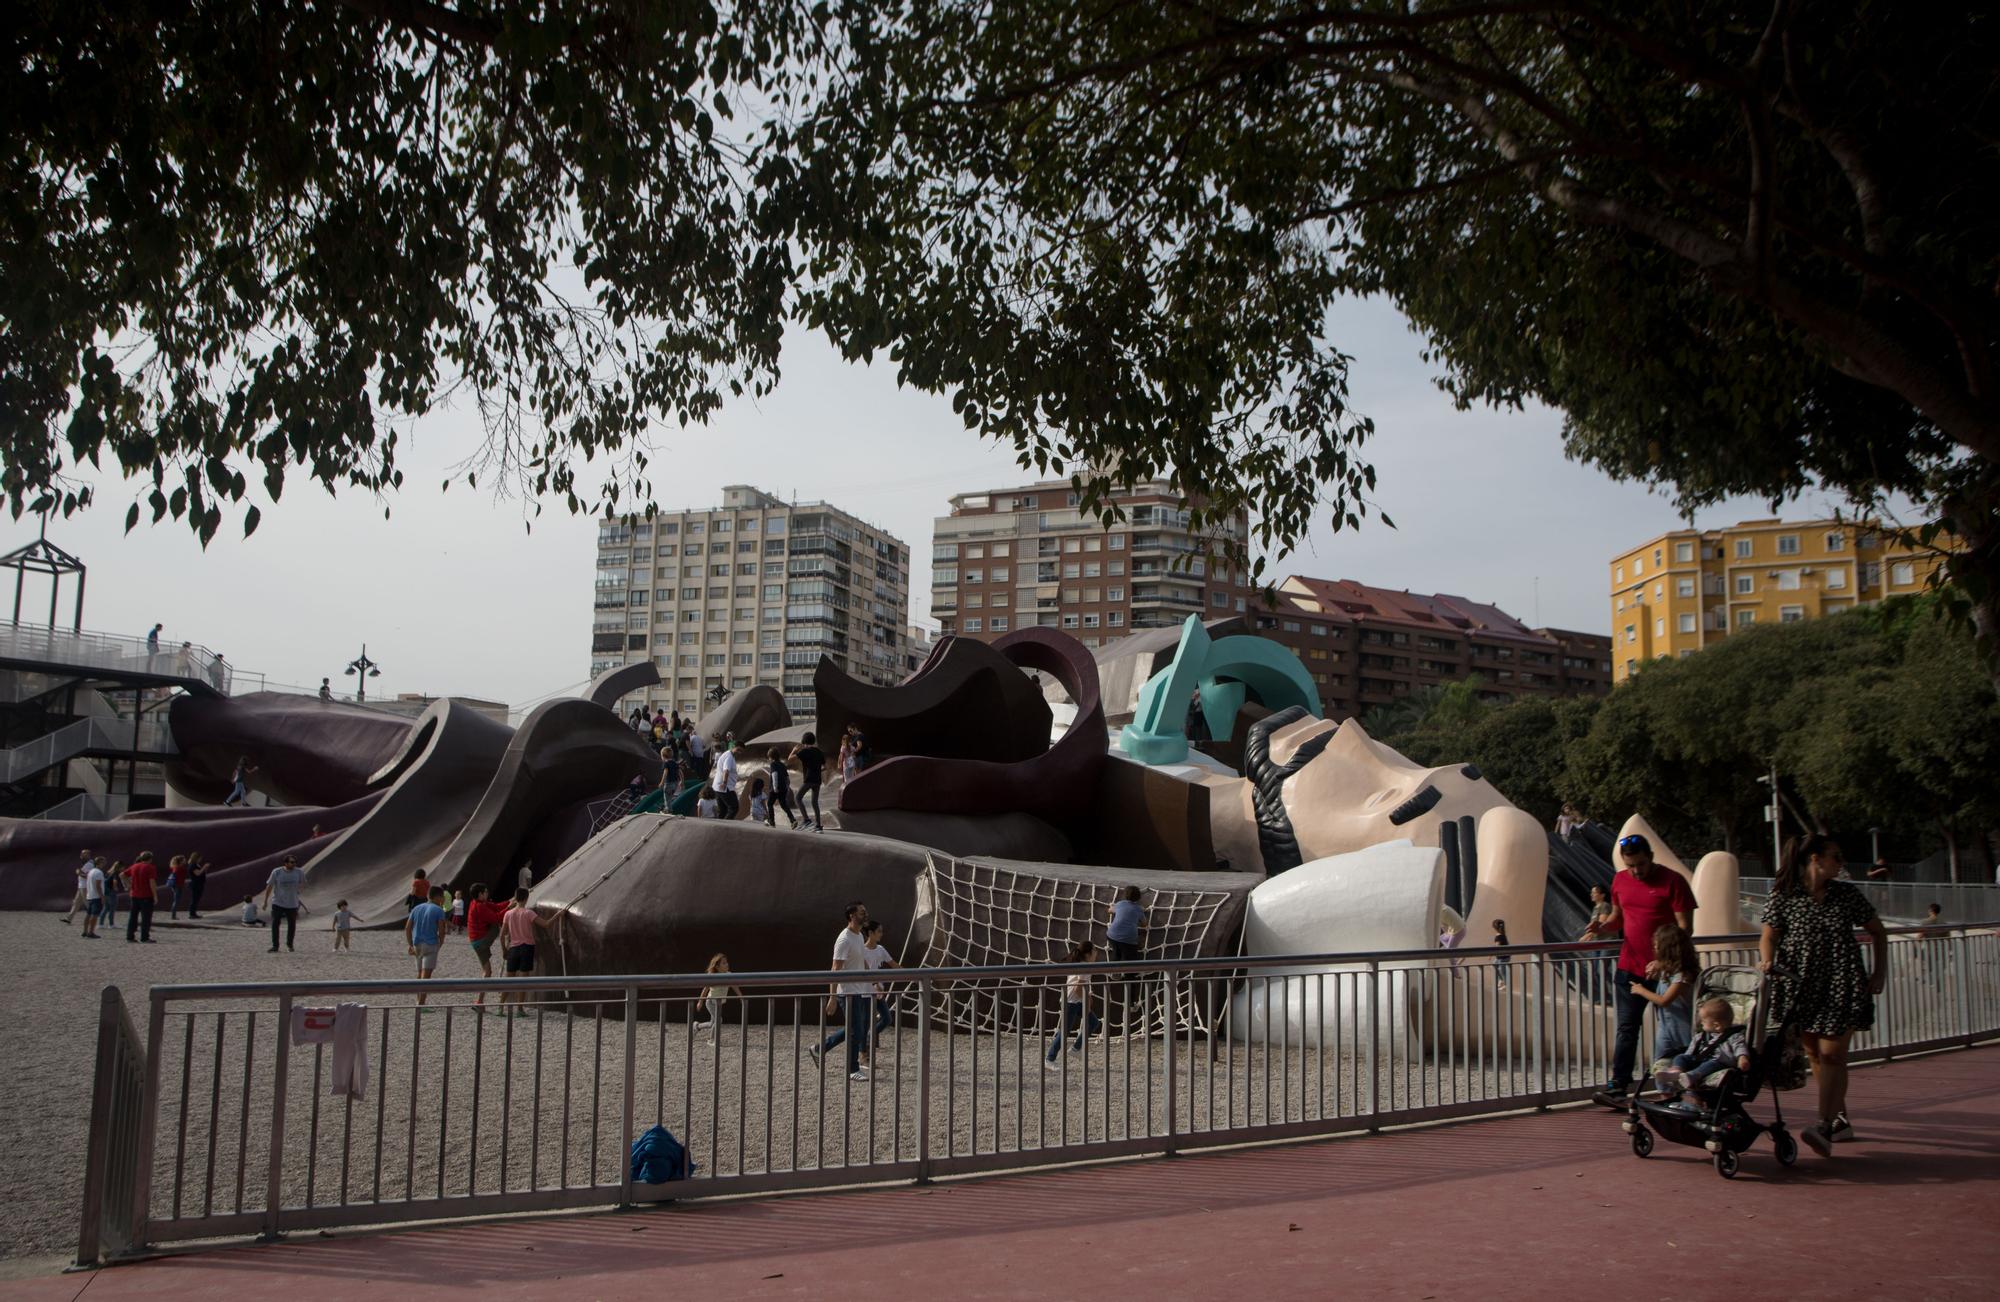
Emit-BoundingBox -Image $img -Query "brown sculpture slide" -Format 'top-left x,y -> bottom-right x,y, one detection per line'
165,690 -> 413,807
813,635 -> 1051,763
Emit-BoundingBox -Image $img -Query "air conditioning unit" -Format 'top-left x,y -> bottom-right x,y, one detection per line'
1800,567 -> 1815,575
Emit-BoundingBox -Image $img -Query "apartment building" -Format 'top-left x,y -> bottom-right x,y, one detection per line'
931,479 -> 1253,645
1609,517 -> 1950,681
1258,577 -> 1612,721
591,485 -> 911,720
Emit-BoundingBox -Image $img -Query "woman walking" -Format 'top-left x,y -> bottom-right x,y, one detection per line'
1759,833 -> 1889,1157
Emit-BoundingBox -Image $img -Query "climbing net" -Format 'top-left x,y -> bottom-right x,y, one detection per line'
909,856 -> 1238,1037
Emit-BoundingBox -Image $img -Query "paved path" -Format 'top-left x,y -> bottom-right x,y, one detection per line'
10,1046 -> 1996,1301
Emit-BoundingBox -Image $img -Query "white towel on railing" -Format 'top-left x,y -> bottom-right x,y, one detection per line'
290,1004 -> 370,1099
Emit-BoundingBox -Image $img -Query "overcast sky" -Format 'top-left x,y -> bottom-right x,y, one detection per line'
13,295 -> 1868,707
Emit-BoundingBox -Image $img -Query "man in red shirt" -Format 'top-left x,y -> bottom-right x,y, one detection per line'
1584,833 -> 1696,1098
124,851 -> 160,944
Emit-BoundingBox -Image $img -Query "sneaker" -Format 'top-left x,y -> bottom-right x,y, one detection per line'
807,1043 -> 822,1066
268,946 -> 279,953
1827,1113 -> 1856,1144
1801,1124 -> 1833,1157
849,1070 -> 870,1082
1044,1059 -> 1060,1072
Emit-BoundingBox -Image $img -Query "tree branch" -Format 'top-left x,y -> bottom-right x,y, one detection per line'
330,0 -> 500,48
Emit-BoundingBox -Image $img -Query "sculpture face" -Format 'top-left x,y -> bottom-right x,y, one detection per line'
1256,713 -> 1513,867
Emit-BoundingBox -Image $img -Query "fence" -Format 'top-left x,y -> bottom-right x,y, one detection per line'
78,923 -> 2000,1265
1741,877 -> 2000,923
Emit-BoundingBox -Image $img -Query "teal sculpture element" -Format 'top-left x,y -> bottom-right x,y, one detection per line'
1120,615 -> 1323,764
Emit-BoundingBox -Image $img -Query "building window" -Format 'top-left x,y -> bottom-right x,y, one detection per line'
1083,562 -> 1100,578
1824,531 -> 1845,551
1675,541 -> 1694,562
1083,613 -> 1099,628
964,618 -> 982,633
1212,592 -> 1227,607
1084,538 -> 1101,552
1676,578 -> 1694,598
1614,564 -> 1624,582
1108,611 -> 1124,627
1735,575 -> 1754,595
1736,610 -> 1756,627
1777,569 -> 1801,591
1282,620 -> 1301,632
1734,538 -> 1753,559
1108,534 -> 1125,550
990,617 -> 1008,632
1890,561 -> 1915,586
1309,623 -> 1327,636
1826,567 -> 1846,589
1634,557 -> 1644,576
966,569 -> 983,584
1624,625 -> 1636,644
992,543 -> 1010,558
689,522 -> 704,535
965,593 -> 983,608
1107,587 -> 1124,602
766,517 -> 785,534
1061,614 -> 1079,628
1678,613 -> 1696,633
1653,547 -> 1663,566
1779,606 -> 1805,623
1776,534 -> 1800,555
1654,618 -> 1665,637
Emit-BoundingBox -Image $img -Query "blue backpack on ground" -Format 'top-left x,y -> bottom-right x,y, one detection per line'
630,1124 -> 694,1183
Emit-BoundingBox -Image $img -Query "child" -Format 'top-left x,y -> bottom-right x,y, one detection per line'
332,899 -> 354,951
240,894 -> 261,926
449,889 -> 467,935
1104,885 -> 1148,1036
464,883 -> 511,1006
695,954 -> 737,1040
767,754 -> 799,828
406,869 -> 429,914
747,775 -> 769,826
1634,922 -> 1696,1063
1491,918 -> 1511,989
859,920 -> 899,1065
1658,996 -> 1753,1097
695,786 -> 719,819
1046,941 -> 1103,1068
499,889 -> 555,1015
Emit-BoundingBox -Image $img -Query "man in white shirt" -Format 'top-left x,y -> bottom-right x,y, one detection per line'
81,857 -> 107,939
687,730 -> 709,774
810,903 -> 874,1081
712,742 -> 741,820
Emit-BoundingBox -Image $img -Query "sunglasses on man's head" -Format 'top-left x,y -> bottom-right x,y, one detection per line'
1617,835 -> 1647,850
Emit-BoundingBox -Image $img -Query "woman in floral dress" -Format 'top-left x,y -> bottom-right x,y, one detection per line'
1759,833 -> 1889,1157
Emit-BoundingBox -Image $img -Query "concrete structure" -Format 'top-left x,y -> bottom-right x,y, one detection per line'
930,478 -> 1252,648
1255,576 -> 1611,720
592,485 -> 912,721
1609,516 -> 1953,682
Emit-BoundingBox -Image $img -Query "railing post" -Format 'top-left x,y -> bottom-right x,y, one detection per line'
1364,960 -> 1379,1130
619,985 -> 638,1207
130,990 -> 166,1249
1952,927 -> 1975,1049
75,987 -> 129,1267
1532,950 -> 1548,1108
262,994 -> 292,1240
915,981 -> 933,1185
1163,968 -> 1179,1156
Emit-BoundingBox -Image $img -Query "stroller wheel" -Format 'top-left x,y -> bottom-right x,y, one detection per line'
1714,1148 -> 1740,1179
1630,1127 -> 1653,1158
1773,1130 -> 1798,1167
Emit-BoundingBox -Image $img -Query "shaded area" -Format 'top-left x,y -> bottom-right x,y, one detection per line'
164,691 -> 412,807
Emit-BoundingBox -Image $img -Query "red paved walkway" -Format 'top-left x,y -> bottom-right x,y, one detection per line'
12,1047 -> 1997,1301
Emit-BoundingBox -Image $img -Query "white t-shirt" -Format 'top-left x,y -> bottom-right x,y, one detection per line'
86,867 -> 106,900
333,907 -> 354,931
832,926 -> 873,996
749,793 -> 768,821
862,941 -> 894,992
696,797 -> 719,818
1065,971 -> 1090,1003
713,750 -> 739,794
688,733 -> 709,759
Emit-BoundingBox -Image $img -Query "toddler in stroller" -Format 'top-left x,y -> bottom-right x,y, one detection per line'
1623,964 -> 1799,1178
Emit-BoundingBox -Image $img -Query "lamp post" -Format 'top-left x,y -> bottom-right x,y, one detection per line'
345,645 -> 383,703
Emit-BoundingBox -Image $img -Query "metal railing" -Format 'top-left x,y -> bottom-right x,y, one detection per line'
1741,877 -> 2000,923
0,622 -> 234,693
78,923 -> 2000,1264
1,715 -> 176,783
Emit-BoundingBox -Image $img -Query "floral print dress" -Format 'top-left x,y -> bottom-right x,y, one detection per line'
1761,881 -> 1880,1037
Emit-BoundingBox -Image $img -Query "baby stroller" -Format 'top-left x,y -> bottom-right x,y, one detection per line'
1621,964 -> 1798,1178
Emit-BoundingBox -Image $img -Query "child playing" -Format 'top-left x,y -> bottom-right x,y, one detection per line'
1633,922 -> 1697,1063
747,776 -> 769,826
332,899 -> 354,951
240,894 -> 261,926
499,889 -> 555,1015
449,889 -> 467,935
464,883 -> 511,1006
694,953 -> 737,1041
858,920 -> 899,1066
1046,941 -> 1103,1067
1491,918 -> 1511,989
695,786 -> 719,819
1658,996 -> 1753,1097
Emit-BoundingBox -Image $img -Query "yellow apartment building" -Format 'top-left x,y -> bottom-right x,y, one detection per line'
1609,517 -> 1950,682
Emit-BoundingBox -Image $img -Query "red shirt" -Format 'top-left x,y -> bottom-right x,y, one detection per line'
126,862 -> 158,900
1610,866 -> 1696,975
466,899 -> 511,942
410,877 -> 428,898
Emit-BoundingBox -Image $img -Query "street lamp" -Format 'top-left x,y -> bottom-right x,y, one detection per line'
705,681 -> 729,709
344,644 -> 383,703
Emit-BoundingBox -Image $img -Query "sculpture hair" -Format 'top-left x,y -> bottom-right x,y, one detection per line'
1244,706 -> 1336,876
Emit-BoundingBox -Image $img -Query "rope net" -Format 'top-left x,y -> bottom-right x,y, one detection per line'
910,856 -> 1237,1038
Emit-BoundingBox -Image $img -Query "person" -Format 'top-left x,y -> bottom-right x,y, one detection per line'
186,853 -> 208,918
686,728 -> 709,774
318,678 -> 333,702
499,889 -> 554,1014
1759,832 -> 1888,1156
517,862 -> 534,893
694,954 -> 737,1041
208,652 -> 227,692
163,854 -> 186,919
712,741 -> 741,819
1580,883 -> 1616,937
791,733 -> 826,831
695,786 -> 719,819
747,774 -> 769,826
838,727 -> 858,784
1105,885 -> 1148,1034
332,899 -> 354,951
64,849 -> 92,925
1556,802 -> 1583,841
1632,922 -> 1696,1063
223,755 -> 257,807
767,752 -> 800,829
311,824 -> 325,839
1583,832 -> 1696,1099
263,854 -> 307,952
240,894 -> 262,926
101,861 -> 123,930
850,729 -> 871,774
175,641 -> 193,678
1490,918 -> 1511,989
146,622 -> 161,660
449,888 -> 468,935
123,851 -> 159,943
405,869 -> 430,914
406,887 -> 448,1005
1437,919 -> 1465,974
1917,903 -> 1948,986
1657,997 -> 1753,1100
1866,856 -> 1893,880
1046,940 -> 1103,1068
660,747 -> 682,796
80,856 -> 108,939
817,919 -> 904,1068
464,883 -> 511,1005
810,904 -> 875,1081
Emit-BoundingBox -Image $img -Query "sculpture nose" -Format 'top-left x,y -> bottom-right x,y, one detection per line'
1386,784 -> 1442,826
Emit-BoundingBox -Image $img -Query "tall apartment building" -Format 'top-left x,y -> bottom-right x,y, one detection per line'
1260,577 -> 1611,721
591,485 -> 911,720
1609,516 -> 1950,682
931,479 -> 1253,645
